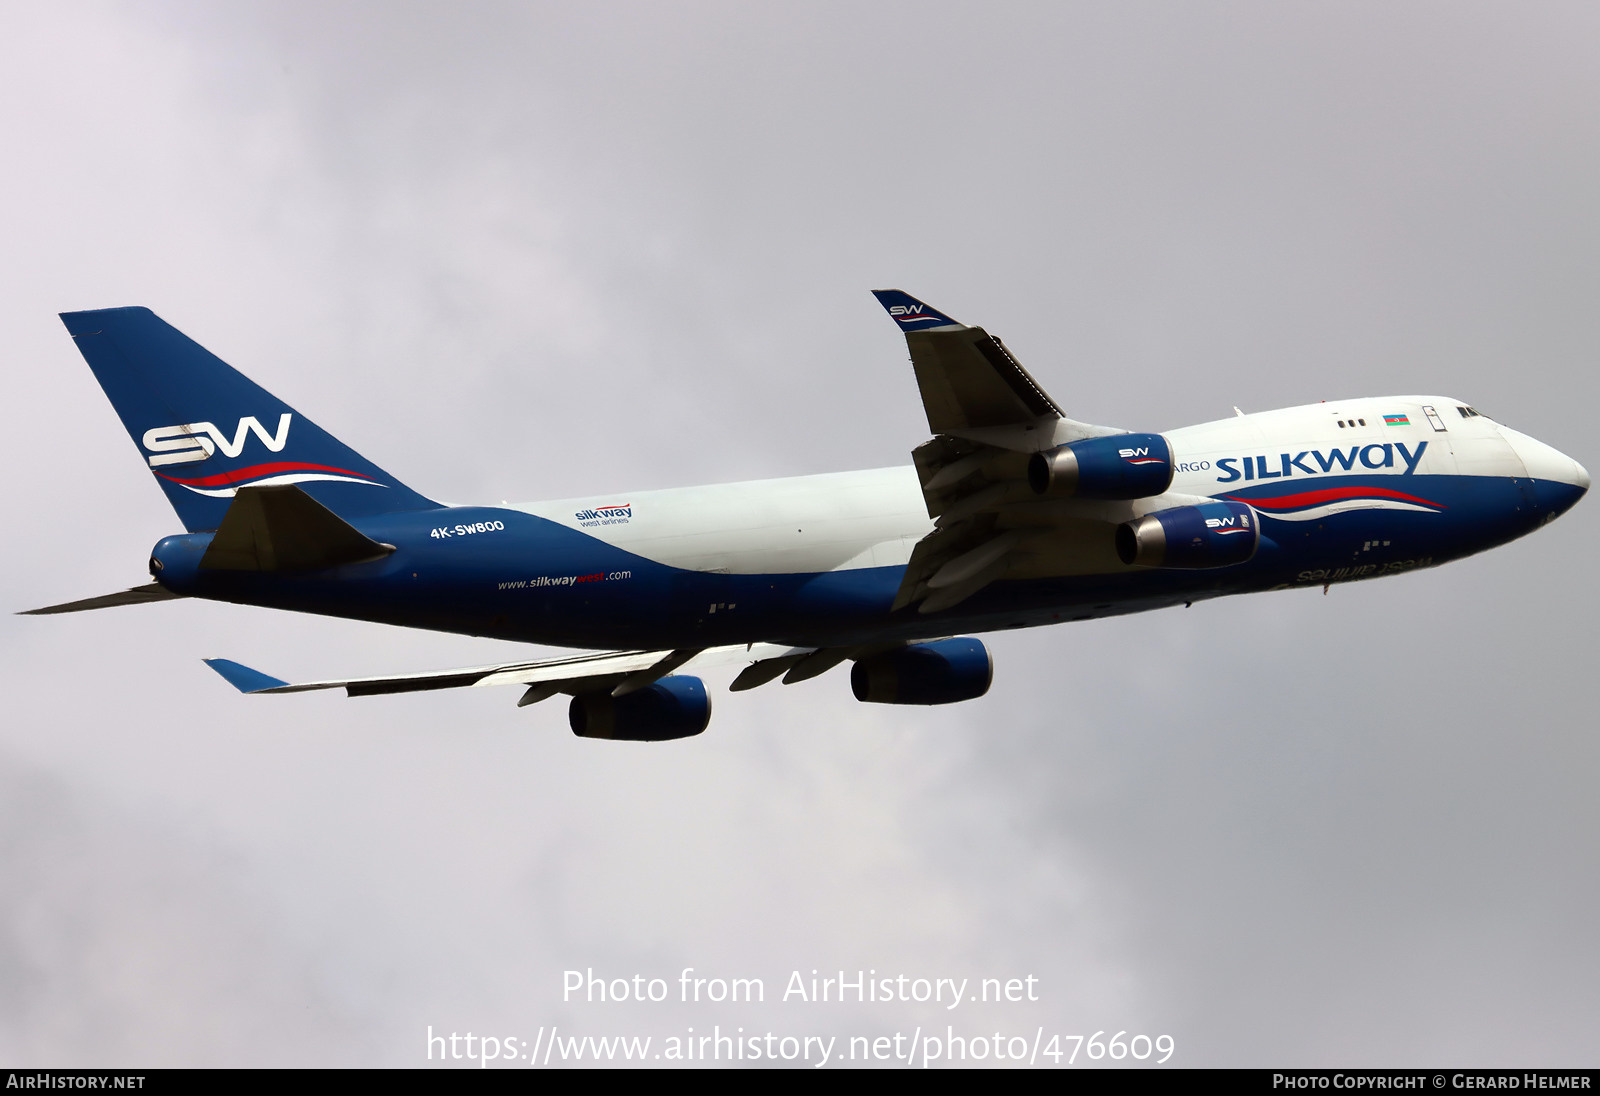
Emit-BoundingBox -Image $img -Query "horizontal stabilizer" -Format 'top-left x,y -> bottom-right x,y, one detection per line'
19,583 -> 185,615
204,658 -> 290,693
199,484 -> 394,571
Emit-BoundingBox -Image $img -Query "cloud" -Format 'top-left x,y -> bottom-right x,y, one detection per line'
0,751 -> 373,1065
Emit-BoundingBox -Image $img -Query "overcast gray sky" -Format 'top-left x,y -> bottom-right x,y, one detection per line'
2,1 -> 1596,1068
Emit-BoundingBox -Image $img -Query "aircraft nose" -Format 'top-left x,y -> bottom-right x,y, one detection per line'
1498,425 -> 1588,520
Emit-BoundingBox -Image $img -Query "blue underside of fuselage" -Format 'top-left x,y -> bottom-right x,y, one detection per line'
150,474 -> 1581,652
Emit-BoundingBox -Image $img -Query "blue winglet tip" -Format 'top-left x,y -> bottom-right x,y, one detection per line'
204,658 -> 289,694
870,289 -> 961,330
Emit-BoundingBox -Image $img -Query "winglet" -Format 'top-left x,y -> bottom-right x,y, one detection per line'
871,290 -> 964,332
203,658 -> 290,693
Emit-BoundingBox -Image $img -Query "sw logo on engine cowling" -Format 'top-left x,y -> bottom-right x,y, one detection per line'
1119,446 -> 1166,466
1204,513 -> 1251,533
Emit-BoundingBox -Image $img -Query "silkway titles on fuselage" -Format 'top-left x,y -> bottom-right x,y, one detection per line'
1205,441 -> 1428,484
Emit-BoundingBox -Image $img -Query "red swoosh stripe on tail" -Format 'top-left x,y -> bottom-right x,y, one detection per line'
156,461 -> 376,488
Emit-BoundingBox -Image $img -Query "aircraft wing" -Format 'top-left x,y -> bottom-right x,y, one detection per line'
870,289 -> 1064,439
873,290 -> 1156,613
204,642 -> 815,704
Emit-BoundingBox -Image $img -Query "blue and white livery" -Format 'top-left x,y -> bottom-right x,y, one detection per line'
26,293 -> 1587,740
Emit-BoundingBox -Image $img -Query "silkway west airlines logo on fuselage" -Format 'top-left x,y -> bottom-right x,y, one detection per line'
574,504 -> 632,527
1214,441 -> 1444,522
140,414 -> 382,497
1215,441 -> 1428,483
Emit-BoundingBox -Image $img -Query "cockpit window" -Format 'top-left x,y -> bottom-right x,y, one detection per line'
1457,405 -> 1485,419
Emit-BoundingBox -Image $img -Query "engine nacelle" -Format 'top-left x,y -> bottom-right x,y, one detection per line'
569,675 -> 711,741
1028,433 -> 1174,500
851,638 -> 993,706
1116,501 -> 1259,568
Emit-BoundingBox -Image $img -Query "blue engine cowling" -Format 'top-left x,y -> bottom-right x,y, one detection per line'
1028,433 -> 1174,500
1116,501 -> 1259,568
851,638 -> 993,705
569,675 -> 712,741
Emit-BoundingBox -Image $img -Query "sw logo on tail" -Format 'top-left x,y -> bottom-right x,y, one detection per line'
142,413 -> 293,467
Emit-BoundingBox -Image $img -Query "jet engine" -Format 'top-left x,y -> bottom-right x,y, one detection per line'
851,638 -> 993,705
1029,433 -> 1174,500
1116,501 -> 1259,568
569,676 -> 712,741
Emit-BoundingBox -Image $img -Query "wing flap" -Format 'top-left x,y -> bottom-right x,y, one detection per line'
873,289 -> 1063,436
904,326 -> 1062,433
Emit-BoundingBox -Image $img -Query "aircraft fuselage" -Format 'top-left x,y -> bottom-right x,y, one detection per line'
148,395 -> 1587,652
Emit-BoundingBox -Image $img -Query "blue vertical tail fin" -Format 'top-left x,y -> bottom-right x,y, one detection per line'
61,307 -> 441,532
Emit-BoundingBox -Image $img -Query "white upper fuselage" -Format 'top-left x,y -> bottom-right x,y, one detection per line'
513,395 -> 1586,578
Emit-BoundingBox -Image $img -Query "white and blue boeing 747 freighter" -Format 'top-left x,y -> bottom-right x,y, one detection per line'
28,292 -> 1588,740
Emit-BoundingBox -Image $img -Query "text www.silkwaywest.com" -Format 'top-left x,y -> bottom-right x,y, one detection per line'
428,1026 -> 1172,1067
497,571 -> 631,590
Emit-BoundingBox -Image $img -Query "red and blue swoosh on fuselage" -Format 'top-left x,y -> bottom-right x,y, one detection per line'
1225,482 -> 1446,522
155,461 -> 385,498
